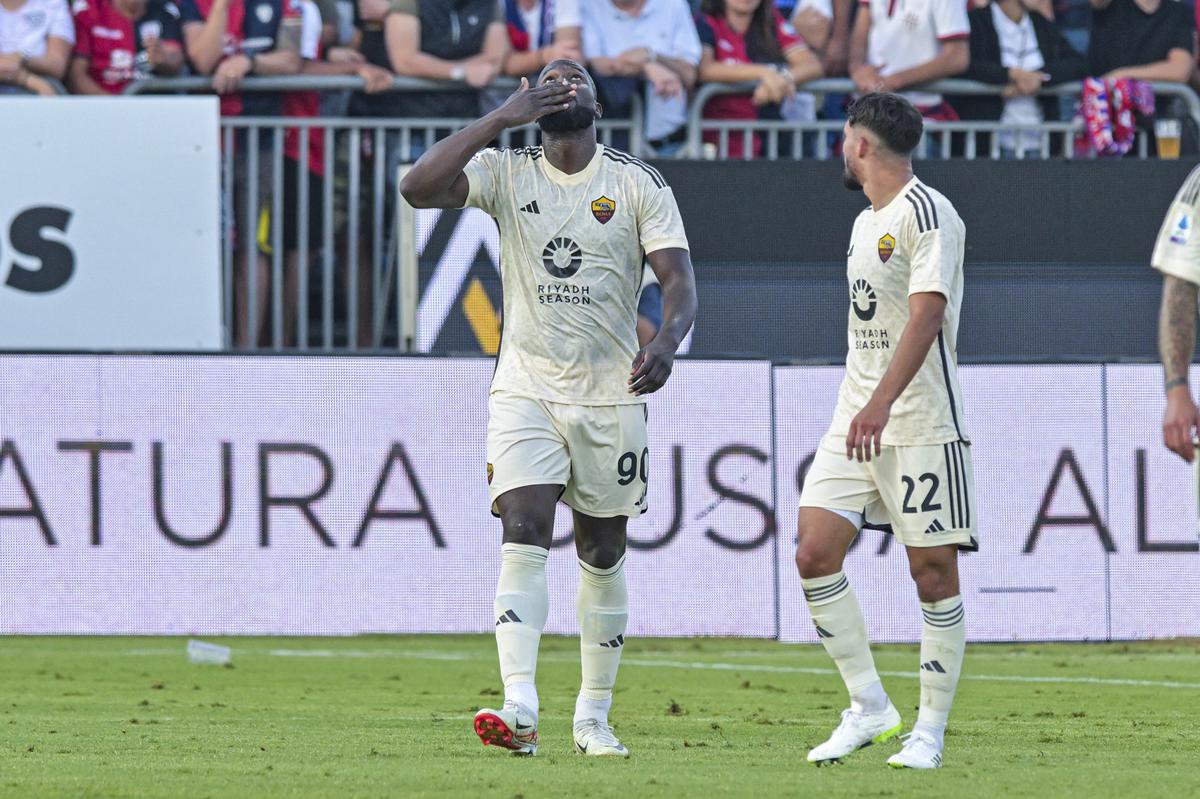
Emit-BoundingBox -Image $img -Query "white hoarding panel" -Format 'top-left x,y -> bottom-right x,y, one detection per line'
0,98 -> 221,349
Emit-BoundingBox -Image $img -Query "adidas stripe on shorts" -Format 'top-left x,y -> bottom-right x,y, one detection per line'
799,433 -> 978,550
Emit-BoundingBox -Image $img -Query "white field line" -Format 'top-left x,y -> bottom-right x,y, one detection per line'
109,647 -> 1200,690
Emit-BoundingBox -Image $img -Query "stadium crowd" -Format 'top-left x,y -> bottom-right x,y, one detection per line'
0,0 -> 1196,154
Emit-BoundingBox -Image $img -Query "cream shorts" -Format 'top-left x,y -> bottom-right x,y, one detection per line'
487,390 -> 649,519
799,434 -> 978,550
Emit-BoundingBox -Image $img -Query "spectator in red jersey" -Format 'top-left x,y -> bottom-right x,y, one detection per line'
502,0 -> 582,77
697,0 -> 823,158
181,0 -> 302,346
0,0 -> 74,95
254,0 -> 391,347
68,0 -> 184,94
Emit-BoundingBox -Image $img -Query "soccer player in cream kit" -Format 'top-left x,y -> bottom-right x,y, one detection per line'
796,93 -> 974,770
401,60 -> 696,757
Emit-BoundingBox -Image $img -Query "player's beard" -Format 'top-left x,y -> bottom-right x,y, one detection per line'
537,101 -> 597,134
842,159 -> 864,192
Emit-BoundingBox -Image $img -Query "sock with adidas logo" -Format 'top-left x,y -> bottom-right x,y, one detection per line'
802,570 -> 888,714
575,556 -> 628,726
917,595 -> 966,745
494,542 -> 549,718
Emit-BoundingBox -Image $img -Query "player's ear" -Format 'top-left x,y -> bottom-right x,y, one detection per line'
595,101 -> 604,121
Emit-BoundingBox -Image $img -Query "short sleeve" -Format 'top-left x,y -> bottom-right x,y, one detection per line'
178,0 -> 204,24
930,0 -> 969,41
796,0 -> 833,18
72,2 -> 93,58
387,0 -> 418,16
636,171 -> 689,255
1152,202 -> 1200,286
667,3 -> 702,65
49,0 -> 77,44
775,11 -> 804,52
554,0 -> 581,30
695,14 -> 716,50
907,220 -> 959,298
463,148 -> 504,217
298,0 -> 321,58
159,1 -> 184,43
1168,6 -> 1196,55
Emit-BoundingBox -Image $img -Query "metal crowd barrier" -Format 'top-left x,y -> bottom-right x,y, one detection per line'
685,78 -> 1200,160
123,76 -> 642,351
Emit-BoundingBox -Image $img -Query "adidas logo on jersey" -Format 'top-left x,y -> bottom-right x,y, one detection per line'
925,519 -> 946,535
920,660 -> 947,673
519,200 -> 540,214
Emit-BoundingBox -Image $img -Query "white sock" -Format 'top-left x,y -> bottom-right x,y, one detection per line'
574,693 -> 613,727
802,571 -> 888,714
494,542 -> 549,719
505,681 -> 539,719
575,556 -> 628,726
916,595 -> 966,745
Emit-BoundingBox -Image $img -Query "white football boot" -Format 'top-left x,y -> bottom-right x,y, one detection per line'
806,702 -> 903,764
474,701 -> 538,756
887,730 -> 944,769
573,718 -> 630,758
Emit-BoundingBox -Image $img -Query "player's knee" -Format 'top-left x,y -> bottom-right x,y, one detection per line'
794,541 -> 839,580
577,538 -> 626,570
501,511 -> 554,548
909,559 -> 956,600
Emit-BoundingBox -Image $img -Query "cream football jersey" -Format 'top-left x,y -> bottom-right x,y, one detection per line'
1151,164 -> 1200,285
829,177 -> 969,446
463,144 -> 689,405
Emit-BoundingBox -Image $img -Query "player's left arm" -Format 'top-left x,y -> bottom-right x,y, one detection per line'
1159,276 -> 1200,462
631,247 -> 697,395
847,291 -> 947,461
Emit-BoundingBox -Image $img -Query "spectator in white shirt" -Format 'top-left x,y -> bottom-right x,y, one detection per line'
583,0 -> 702,152
0,0 -> 74,95
503,0 -> 582,77
848,0 -> 970,119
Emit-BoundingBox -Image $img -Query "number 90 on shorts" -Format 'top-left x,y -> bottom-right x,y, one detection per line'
486,390 -> 650,518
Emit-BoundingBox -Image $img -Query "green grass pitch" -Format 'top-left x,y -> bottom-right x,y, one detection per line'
2,636 -> 1196,798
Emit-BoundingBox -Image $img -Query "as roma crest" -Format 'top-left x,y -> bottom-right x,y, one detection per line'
591,195 -> 616,225
878,233 -> 896,263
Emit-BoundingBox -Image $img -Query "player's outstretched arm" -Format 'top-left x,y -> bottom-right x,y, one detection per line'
1159,274 -> 1200,462
846,291 -> 946,462
399,77 -> 576,209
630,248 -> 697,396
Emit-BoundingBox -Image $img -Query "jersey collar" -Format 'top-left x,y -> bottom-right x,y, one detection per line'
540,143 -> 605,186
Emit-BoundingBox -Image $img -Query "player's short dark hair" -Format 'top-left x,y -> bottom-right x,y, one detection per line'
846,92 -> 924,156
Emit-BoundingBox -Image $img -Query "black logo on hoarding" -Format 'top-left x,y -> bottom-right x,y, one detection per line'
850,278 -> 877,321
3,206 -> 75,293
542,237 -> 582,278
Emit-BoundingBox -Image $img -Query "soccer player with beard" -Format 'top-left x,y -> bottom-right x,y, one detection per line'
401,59 -> 697,758
794,92 -> 974,769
